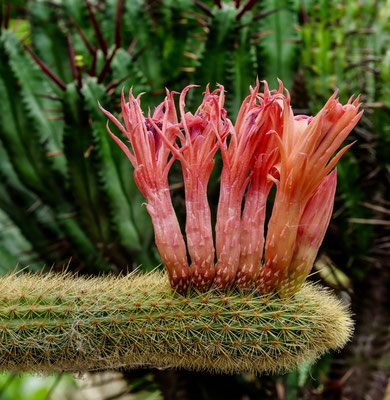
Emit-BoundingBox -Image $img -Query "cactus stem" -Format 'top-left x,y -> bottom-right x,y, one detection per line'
0,271 -> 353,375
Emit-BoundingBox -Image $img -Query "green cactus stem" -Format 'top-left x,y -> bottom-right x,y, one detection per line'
0,271 -> 352,375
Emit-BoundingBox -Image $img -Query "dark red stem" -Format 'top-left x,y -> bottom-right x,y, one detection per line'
70,16 -> 96,56
85,0 -> 107,56
193,0 -> 213,17
24,45 -> 66,91
66,33 -> 78,81
236,0 -> 259,20
115,0 -> 124,48
4,3 -> 10,29
97,47 -> 118,83
89,50 -> 97,76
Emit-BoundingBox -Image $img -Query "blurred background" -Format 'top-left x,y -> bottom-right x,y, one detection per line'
0,0 -> 389,399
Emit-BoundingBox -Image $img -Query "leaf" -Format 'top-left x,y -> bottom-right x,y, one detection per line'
0,209 -> 42,273
122,0 -> 163,91
0,147 -> 60,266
0,35 -> 110,271
111,48 -> 149,94
228,13 -> 258,115
194,5 -> 237,88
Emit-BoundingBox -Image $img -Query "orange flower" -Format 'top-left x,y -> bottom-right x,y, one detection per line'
257,93 -> 362,294
99,90 -> 191,293
278,169 -> 337,296
236,82 -> 284,289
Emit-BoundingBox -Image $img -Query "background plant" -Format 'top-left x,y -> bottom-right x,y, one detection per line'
0,0 -> 389,399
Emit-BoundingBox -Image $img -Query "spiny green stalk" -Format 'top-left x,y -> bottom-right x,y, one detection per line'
0,271 -> 352,375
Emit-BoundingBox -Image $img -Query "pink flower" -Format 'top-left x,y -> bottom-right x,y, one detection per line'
213,81 -> 283,290
99,90 -> 191,293
257,93 -> 362,294
150,85 -> 229,291
278,169 -> 337,295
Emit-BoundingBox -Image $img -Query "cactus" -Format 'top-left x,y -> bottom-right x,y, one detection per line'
0,271 -> 352,375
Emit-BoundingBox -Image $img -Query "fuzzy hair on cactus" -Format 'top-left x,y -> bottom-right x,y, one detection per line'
101,81 -> 361,296
0,271 -> 352,375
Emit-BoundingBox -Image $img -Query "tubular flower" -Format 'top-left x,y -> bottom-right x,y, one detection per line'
214,81 -> 282,290
235,83 -> 284,289
279,170 -> 337,296
99,90 -> 191,293
100,81 -> 361,297
152,85 -> 229,291
257,93 -> 362,294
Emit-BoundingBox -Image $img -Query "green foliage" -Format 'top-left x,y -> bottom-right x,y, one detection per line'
0,372 -> 76,400
297,0 -> 390,280
0,0 -> 301,273
257,0 -> 299,90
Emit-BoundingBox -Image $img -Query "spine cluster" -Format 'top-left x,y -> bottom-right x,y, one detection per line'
0,271 -> 352,374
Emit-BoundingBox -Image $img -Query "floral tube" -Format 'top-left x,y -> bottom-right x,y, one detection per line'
278,169 -> 337,296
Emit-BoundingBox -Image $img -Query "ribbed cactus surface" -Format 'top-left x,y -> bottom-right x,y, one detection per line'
0,271 -> 352,374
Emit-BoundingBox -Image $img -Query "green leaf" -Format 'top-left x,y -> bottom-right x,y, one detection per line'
62,82 -> 131,269
0,157 -> 58,266
122,0 -> 162,87
111,48 -> 149,94
229,13 -> 258,115
0,209 -> 42,273
194,5 -> 237,88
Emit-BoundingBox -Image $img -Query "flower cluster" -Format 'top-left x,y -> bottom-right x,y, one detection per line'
100,81 -> 361,295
